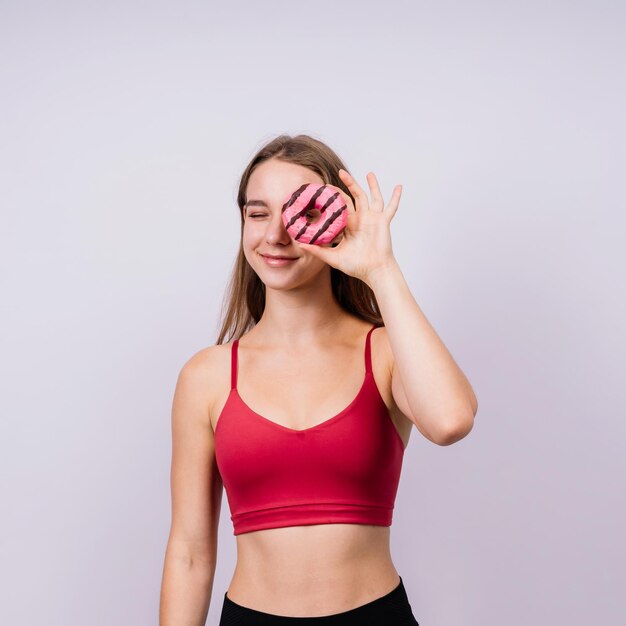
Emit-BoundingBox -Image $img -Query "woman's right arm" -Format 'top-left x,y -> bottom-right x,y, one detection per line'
159,348 -> 224,626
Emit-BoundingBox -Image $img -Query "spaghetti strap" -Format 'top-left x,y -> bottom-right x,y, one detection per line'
231,339 -> 239,390
365,324 -> 377,374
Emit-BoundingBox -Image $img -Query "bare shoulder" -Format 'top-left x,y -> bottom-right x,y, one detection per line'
176,343 -> 232,430
369,325 -> 394,379
369,325 -> 414,448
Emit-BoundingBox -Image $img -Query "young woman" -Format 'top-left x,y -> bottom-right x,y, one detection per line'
159,134 -> 478,625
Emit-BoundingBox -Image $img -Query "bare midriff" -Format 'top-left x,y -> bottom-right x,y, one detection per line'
224,523 -> 401,617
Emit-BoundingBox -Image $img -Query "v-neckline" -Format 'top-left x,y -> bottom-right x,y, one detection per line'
228,324 -> 376,435
232,373 -> 372,434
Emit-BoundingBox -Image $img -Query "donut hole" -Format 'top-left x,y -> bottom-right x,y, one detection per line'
305,208 -> 322,224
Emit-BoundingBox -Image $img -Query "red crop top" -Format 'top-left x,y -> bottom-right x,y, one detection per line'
214,324 -> 406,535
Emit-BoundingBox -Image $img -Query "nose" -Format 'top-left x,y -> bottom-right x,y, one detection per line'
265,210 -> 292,246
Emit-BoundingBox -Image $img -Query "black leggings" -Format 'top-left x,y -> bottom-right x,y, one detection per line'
218,575 -> 419,625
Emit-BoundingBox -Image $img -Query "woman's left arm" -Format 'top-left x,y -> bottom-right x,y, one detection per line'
295,169 -> 478,446
366,260 -> 478,446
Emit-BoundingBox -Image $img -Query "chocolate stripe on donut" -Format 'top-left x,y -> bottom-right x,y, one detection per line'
318,191 -> 341,214
293,191 -> 342,239
305,204 -> 347,244
284,185 -> 328,230
303,185 -> 327,215
282,183 -> 311,213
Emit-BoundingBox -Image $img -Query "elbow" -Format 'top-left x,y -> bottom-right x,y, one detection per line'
435,411 -> 476,446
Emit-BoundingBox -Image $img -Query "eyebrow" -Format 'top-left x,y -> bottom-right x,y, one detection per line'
243,200 -> 270,211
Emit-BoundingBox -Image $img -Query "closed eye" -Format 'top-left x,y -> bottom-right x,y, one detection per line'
250,211 -> 315,220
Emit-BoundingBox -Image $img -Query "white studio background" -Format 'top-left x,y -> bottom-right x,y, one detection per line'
1,1 -> 624,625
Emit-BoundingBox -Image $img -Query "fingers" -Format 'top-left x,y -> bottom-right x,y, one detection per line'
366,172 -> 384,211
338,169 -> 369,211
386,185 -> 403,219
337,169 -> 401,217
295,240 -> 333,264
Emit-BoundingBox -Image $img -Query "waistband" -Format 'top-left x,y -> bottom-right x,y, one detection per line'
220,575 -> 419,625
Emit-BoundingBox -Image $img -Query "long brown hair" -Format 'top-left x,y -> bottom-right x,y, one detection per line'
215,133 -> 384,345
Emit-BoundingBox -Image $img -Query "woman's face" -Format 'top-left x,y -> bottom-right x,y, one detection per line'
242,158 -> 329,286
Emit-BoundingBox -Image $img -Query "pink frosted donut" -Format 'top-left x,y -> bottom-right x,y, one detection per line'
281,183 -> 348,245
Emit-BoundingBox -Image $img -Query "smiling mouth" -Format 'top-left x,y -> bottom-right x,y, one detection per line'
259,253 -> 300,267
260,254 -> 298,260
